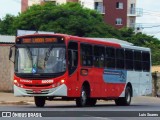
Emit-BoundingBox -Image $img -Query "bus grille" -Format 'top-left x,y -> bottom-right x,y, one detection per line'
24,84 -> 51,87
26,90 -> 49,94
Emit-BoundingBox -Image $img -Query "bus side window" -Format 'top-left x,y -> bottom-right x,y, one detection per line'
125,49 -> 133,70
68,41 -> 78,75
94,46 -> 105,68
142,52 -> 150,71
116,48 -> 125,69
80,44 -> 93,66
105,47 -> 116,69
134,51 -> 142,71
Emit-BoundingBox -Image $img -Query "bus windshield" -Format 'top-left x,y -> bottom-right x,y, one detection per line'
15,46 -> 66,74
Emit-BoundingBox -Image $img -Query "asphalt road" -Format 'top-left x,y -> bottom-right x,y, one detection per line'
0,96 -> 160,120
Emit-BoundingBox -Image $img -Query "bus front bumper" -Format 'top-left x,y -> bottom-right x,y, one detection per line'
14,84 -> 67,97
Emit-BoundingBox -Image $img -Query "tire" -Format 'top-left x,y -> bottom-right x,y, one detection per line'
76,86 -> 88,107
115,86 -> 131,106
87,98 -> 97,106
34,96 -> 46,107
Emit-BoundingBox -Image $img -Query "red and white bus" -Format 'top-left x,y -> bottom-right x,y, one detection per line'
10,33 -> 152,107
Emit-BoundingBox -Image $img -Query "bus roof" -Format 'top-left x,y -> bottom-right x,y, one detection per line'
85,37 -> 133,46
17,33 -> 150,52
68,35 -> 150,52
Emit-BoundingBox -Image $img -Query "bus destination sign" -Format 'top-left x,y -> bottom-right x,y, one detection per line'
20,37 -> 58,44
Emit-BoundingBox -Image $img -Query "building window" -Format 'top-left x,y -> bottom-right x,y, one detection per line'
116,2 -> 123,9
130,3 -> 136,14
116,18 -> 122,25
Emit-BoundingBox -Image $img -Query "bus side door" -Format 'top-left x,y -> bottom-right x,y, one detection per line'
67,41 -> 79,97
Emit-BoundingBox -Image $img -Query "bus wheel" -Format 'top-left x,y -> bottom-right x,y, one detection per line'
76,86 -> 88,107
115,86 -> 131,106
87,98 -> 97,106
34,96 -> 46,107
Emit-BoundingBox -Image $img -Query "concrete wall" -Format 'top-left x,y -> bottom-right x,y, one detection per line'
0,44 -> 14,92
152,72 -> 160,96
28,0 -> 43,6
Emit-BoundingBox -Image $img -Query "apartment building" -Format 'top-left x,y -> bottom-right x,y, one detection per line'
21,0 -> 78,12
21,0 -> 142,30
127,0 -> 143,30
21,0 -> 42,12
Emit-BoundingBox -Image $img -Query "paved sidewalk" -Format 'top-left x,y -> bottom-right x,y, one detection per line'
0,92 -> 33,105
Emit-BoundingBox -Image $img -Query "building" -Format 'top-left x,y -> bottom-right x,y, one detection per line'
127,0 -> 143,30
21,0 -> 78,12
103,0 -> 127,29
21,0 -> 42,12
21,0 -> 142,30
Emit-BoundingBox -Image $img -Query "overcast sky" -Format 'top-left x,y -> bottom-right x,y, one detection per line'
0,0 -> 160,39
137,0 -> 160,39
0,0 -> 21,19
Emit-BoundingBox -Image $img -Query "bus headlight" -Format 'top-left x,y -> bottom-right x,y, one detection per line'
14,80 -> 18,83
14,80 -> 23,88
61,79 -> 65,84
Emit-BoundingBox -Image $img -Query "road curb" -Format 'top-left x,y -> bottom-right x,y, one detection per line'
0,101 -> 34,105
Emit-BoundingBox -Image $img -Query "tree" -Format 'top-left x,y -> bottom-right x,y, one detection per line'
0,14 -> 16,35
124,32 -> 160,65
12,2 -> 121,38
120,27 -> 135,39
1,2 -> 160,65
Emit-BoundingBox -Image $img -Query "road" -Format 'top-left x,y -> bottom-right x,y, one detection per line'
0,96 -> 160,120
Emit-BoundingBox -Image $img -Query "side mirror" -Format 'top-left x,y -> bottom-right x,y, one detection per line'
9,45 -> 15,63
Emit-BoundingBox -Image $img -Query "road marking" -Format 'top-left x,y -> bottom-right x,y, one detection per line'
83,115 -> 113,120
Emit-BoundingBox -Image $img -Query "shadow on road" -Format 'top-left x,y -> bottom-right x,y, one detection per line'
23,103 -> 153,109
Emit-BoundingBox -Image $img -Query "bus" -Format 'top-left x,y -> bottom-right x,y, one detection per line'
9,33 -> 152,107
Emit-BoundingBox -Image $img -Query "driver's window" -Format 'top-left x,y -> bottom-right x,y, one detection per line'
68,41 -> 78,75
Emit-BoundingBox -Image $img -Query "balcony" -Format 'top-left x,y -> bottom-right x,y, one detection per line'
44,0 -> 56,1
94,2 -> 105,14
127,8 -> 143,17
128,23 -> 143,32
95,5 -> 105,14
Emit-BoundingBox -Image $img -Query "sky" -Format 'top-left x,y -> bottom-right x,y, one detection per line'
0,0 -> 160,39
136,0 -> 160,39
0,0 -> 21,18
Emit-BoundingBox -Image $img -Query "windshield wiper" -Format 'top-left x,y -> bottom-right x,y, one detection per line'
26,46 -> 32,60
44,46 -> 54,62
25,46 -> 33,67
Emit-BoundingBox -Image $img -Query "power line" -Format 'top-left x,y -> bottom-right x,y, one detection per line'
142,9 -> 160,14
143,31 -> 160,35
142,25 -> 160,28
